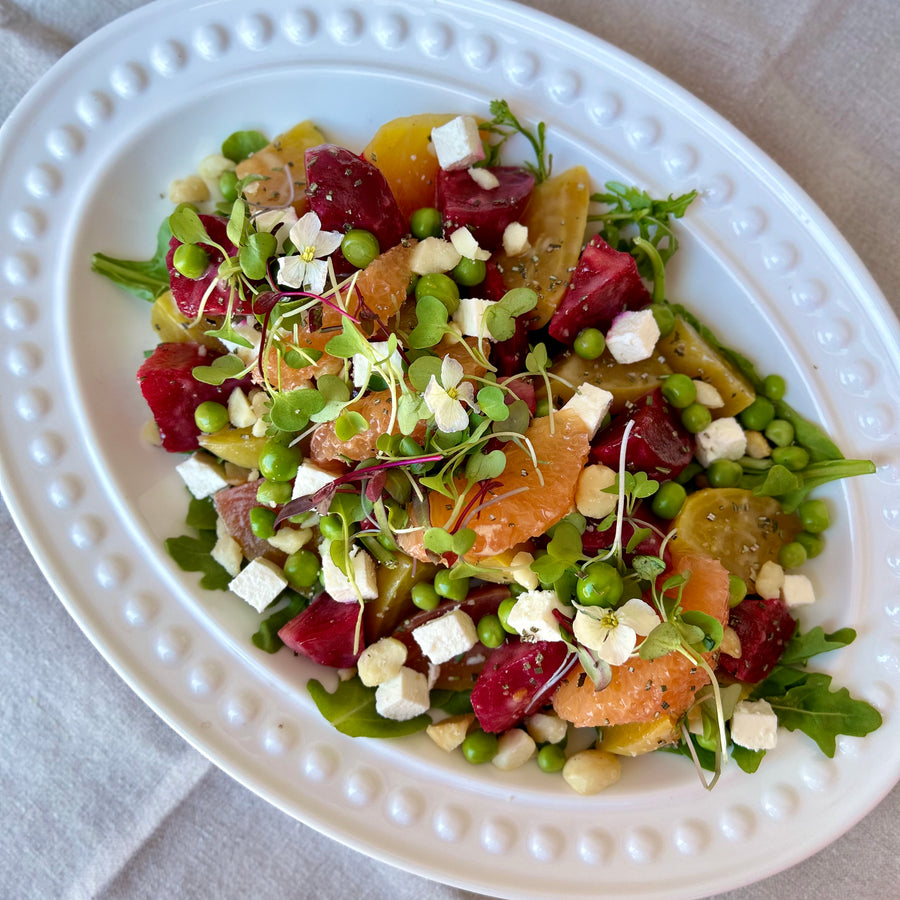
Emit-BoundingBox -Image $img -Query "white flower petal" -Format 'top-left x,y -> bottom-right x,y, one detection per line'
572,610 -> 638,667
277,256 -> 307,289
314,228 -> 344,258
617,598 -> 660,636
289,211 -> 322,250
597,623 -> 637,666
304,258 -> 329,294
435,398 -> 470,433
456,382 -> 476,408
440,354 -> 464,389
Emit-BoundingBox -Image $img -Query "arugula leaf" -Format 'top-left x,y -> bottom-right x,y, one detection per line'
778,626 -> 856,666
731,744 -> 765,774
307,676 -> 431,738
430,689 -> 474,716
251,591 -> 309,653
165,532 -> 231,590
90,217 -> 173,302
185,495 -> 218,532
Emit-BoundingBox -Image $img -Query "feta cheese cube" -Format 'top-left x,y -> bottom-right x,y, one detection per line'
375,666 -> 430,721
606,309 -> 661,364
452,297 -> 498,338
560,383 -> 614,438
410,236 -> 461,275
227,387 -> 257,428
176,452 -> 229,499
413,608 -> 478,665
228,557 -> 287,612
430,115 -> 485,171
291,461 -> 338,500
266,526 -> 312,555
755,560 -> 784,599
506,589 -> 573,643
449,226 -> 490,261
426,713 -> 475,752
782,573 -> 816,607
694,417 -> 747,467
468,166 -> 499,190
357,636 -> 408,687
319,541 -> 378,603
502,221 -> 530,256
692,379 -> 724,409
352,340 -> 404,389
730,699 -> 778,751
575,463 -> 618,519
211,533 -> 243,577
491,728 -> 536,770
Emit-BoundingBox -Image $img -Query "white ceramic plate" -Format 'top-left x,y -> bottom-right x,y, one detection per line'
0,1 -> 897,897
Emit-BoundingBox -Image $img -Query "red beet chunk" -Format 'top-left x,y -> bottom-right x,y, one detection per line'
137,342 -> 237,452
547,234 -> 650,344
718,596 -> 797,683
213,481 -> 285,565
167,215 -> 245,318
591,387 -> 693,478
278,593 -> 364,669
436,166 -> 534,251
470,639 -> 574,733
305,144 -> 407,251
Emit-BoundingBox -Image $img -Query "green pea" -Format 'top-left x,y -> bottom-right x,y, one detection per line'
249,506 -> 277,539
284,549 -> 320,589
762,374 -> 787,401
537,743 -> 566,773
706,458 -> 743,488
576,561 -> 624,608
778,540 -> 807,569
318,514 -> 344,542
534,397 -> 551,417
173,243 -> 210,280
764,418 -> 794,447
662,373 -> 697,409
461,730 -> 498,764
740,396 -> 775,431
411,581 -> 440,611
681,402 -> 712,434
798,499 -> 830,534
415,272 -> 460,313
434,569 -> 470,601
410,206 -> 442,239
675,461 -> 703,485
451,256 -> 486,287
221,129 -> 268,163
498,597 -> 518,633
651,480 -> 687,519
477,614 -> 506,648
795,530 -> 824,559
258,440 -> 302,482
341,228 -> 380,269
256,480 -> 293,506
649,302 -> 676,338
219,169 -> 239,203
194,400 -> 229,434
573,327 -> 606,360
771,445 -> 809,471
728,574 -> 747,608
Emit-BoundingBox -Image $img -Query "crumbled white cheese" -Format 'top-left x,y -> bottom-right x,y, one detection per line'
730,699 -> 778,751
467,166 -> 500,190
755,560 -> 784,599
782,573 -> 816,607
449,226 -> 491,261
266,527 -> 312,555
375,666 -> 430,721
575,463 -> 618,519
692,379 -> 724,408
228,557 -> 287,613
430,115 -> 485,170
319,540 -> 379,603
176,452 -> 229,499
506,589 -> 572,643
352,340 -> 404,389
211,533 -> 243,577
606,309 -> 660,364
357,637 -> 408,687
491,728 -> 537,771
413,608 -> 478,665
502,221 -> 530,257
452,297 -> 499,338
227,387 -> 257,429
560,383 -> 614,438
291,461 -> 338,500
410,236 -> 461,275
694,416 -> 747,467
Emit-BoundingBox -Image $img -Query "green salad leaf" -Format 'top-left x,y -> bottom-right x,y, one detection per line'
90,217 -> 173,302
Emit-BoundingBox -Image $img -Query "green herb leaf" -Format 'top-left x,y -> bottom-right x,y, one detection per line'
407,355 -> 442,391
192,353 -> 247,385
251,591 -> 309,653
476,385 -> 510,421
484,287 -> 537,341
185,495 -> 218,532
334,410 -> 369,441
239,229 -> 277,280
464,449 -> 507,482
325,318 -> 371,359
169,203 -> 213,246
165,533 -> 231,590
482,99 -> 551,183
90,217 -> 173,302
778,626 -> 856,666
408,295 -> 449,349
638,621 -> 683,660
269,388 -> 326,431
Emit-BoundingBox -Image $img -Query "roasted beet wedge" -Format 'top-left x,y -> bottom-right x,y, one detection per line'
167,215 -> 245,318
437,166 -> 534,251
718,595 -> 797,683
547,234 -> 650,344
305,144 -> 408,251
591,387 -> 693,478
470,639 -> 574,733
137,342 -> 243,452
213,482 -> 285,565
278,593 -> 364,669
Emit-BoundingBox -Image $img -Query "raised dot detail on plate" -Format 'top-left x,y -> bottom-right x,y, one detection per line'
150,39 -> 188,76
481,817 -> 516,854
761,240 -> 799,273
4,252 -> 39,286
95,554 -> 129,589
505,49 -> 539,86
386,786 -> 424,826
462,33 -> 497,70
283,9 -> 318,44
800,756 -> 839,791
194,24 -> 230,59
625,826 -> 663,863
417,21 -> 452,57
858,403 -> 895,441
344,767 -> 381,806
815,318 -> 852,354
155,626 -> 191,665
123,591 -> 160,628
29,431 -> 64,466
548,70 -> 582,105
303,743 -> 338,782
730,206 -> 768,240
839,359 -> 877,395
626,116 -> 661,150
673,819 -> 710,856
702,174 -> 735,208
577,828 -> 614,865
15,387 -> 50,422
866,679 -> 893,711
238,13 -> 274,50
790,278 -> 827,312
719,805 -> 755,841
222,690 -> 260,728
76,90 -> 113,127
188,658 -> 224,697
663,144 -> 700,177
46,125 -> 83,159
263,720 -> 298,755
883,504 -> 900,532
70,515 -> 105,549
432,805 -> 469,843
761,784 -> 800,820
588,91 -> 622,126
110,62 -> 147,98
25,163 -> 61,198
373,11 -> 408,49
329,9 -> 364,44
527,825 -> 564,862
3,297 -> 37,330
47,475 -> 82,509
6,341 -> 42,376
10,207 -> 47,240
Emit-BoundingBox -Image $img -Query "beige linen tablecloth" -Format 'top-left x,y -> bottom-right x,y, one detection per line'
1,1 -> 897,898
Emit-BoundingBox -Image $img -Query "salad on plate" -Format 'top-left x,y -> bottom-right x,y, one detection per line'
92,101 -> 881,793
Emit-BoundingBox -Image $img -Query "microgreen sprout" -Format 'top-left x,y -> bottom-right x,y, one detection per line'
480,99 -> 551,183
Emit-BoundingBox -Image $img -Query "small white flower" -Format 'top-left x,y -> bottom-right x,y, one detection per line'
254,207 -> 298,251
276,211 -> 343,294
423,355 -> 476,433
572,597 -> 659,667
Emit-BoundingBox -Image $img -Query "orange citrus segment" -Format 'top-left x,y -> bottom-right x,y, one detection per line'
552,550 -> 730,727
350,240 -> 417,321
